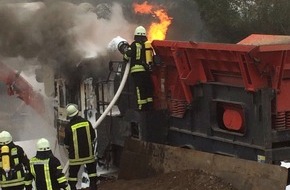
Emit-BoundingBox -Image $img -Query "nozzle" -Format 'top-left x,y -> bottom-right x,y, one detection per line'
117,41 -> 129,55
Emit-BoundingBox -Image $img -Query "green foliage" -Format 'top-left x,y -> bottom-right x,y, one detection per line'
195,0 -> 290,42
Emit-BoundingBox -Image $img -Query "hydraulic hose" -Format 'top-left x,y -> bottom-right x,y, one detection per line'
93,61 -> 130,129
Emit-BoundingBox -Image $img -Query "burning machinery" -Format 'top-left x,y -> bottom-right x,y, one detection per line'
49,34 -> 290,189
54,34 -> 290,166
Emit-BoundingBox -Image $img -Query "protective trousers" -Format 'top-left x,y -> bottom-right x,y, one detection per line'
132,71 -> 154,111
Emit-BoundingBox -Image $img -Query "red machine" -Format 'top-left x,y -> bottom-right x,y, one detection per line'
124,34 -> 290,164
152,35 -> 290,120
0,61 -> 45,116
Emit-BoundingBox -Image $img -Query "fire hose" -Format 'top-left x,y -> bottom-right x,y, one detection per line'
63,62 -> 130,174
91,40 -> 131,168
93,38 -> 130,130
93,61 -> 130,129
63,39 -> 131,175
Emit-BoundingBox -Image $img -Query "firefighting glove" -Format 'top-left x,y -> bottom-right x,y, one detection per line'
123,56 -> 129,63
153,54 -> 161,65
143,62 -> 152,72
148,62 -> 153,72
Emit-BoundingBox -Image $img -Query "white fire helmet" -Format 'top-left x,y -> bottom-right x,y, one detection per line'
134,26 -> 146,36
37,138 -> 51,151
66,104 -> 79,118
0,131 -> 12,145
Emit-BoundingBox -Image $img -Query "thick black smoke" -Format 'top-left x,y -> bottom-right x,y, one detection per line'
103,0 -> 212,41
0,0 -> 211,142
0,0 -> 213,102
0,0 -> 210,76
0,1 -> 134,72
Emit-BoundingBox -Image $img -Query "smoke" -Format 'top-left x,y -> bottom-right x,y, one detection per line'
0,1 -> 137,142
0,1 -> 211,71
0,82 -> 55,142
72,3 -> 132,59
0,1 -> 135,70
0,0 -> 212,143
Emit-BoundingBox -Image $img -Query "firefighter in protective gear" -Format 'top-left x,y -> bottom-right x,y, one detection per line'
64,103 -> 97,190
27,138 -> 70,190
123,26 -> 154,111
0,131 -> 32,190
66,104 -> 79,118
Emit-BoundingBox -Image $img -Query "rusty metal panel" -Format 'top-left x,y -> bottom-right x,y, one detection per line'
119,138 -> 288,190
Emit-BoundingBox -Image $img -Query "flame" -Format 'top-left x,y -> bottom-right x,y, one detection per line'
133,1 -> 172,41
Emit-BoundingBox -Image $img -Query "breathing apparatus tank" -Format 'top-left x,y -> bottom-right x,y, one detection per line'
1,145 -> 10,177
145,41 -> 153,65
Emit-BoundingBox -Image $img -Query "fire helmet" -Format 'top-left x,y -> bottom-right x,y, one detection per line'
36,138 -> 51,151
134,26 -> 146,36
0,131 -> 12,145
66,104 -> 79,118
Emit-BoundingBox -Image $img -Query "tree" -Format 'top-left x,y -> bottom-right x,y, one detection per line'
195,0 -> 290,42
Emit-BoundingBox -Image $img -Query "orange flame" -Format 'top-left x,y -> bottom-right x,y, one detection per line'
133,1 -> 172,41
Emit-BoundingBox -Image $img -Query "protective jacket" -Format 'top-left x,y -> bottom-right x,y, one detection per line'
28,150 -> 69,190
64,116 -> 96,165
123,39 -> 154,111
124,41 -> 147,73
0,142 -> 31,189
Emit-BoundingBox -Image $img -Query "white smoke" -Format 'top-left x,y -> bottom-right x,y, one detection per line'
72,3 -> 133,59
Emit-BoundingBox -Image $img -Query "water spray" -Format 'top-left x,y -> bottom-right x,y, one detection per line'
93,36 -> 130,131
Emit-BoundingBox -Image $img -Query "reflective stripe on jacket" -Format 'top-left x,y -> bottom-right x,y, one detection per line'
0,143 -> 30,188
29,151 -> 69,190
64,116 -> 96,166
125,41 -> 147,73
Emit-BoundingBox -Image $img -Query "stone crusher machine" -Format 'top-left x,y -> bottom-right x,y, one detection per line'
119,34 -> 290,190
148,34 -> 290,164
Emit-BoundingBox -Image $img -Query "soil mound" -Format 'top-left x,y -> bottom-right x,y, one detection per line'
99,169 -> 236,190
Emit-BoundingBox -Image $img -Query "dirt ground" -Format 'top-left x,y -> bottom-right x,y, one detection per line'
98,169 -> 236,190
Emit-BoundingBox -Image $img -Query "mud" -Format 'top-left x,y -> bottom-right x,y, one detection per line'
98,169 -> 236,190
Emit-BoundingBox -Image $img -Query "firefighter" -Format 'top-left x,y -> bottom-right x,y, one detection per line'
123,25 -> 154,111
27,138 -> 70,190
64,103 -> 97,190
0,131 -> 32,190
